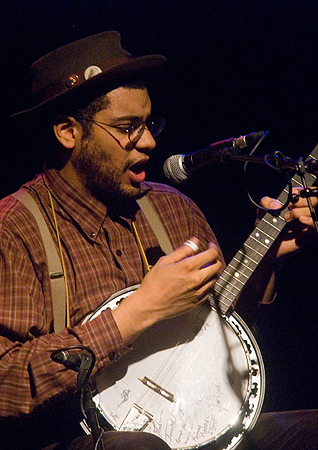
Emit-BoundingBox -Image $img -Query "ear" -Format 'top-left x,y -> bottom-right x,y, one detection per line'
53,115 -> 80,149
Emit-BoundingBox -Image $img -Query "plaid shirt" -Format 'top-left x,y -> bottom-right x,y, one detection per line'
0,168 -> 219,417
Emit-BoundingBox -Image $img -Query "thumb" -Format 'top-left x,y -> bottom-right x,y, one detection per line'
261,196 -> 281,210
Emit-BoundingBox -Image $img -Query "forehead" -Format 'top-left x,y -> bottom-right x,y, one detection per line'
103,86 -> 152,117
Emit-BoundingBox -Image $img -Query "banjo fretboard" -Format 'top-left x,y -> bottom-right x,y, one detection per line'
210,145 -> 318,315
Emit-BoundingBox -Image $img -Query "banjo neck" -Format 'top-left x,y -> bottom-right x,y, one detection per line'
210,145 -> 318,316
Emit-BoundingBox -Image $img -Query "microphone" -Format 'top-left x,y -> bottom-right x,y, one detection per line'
52,347 -> 96,398
51,349 -> 84,371
163,131 -> 266,183
51,349 -> 92,372
51,347 -> 95,388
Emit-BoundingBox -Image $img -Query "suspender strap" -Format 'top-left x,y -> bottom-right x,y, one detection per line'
137,195 -> 174,255
11,190 -> 171,333
12,190 -> 66,333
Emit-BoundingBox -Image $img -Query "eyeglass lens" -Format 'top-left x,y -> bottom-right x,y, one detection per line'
129,118 -> 165,142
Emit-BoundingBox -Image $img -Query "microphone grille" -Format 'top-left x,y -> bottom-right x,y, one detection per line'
163,154 -> 187,184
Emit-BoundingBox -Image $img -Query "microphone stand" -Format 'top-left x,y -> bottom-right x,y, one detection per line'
51,346 -> 104,450
215,147 -> 318,177
76,350 -> 104,450
217,147 -> 318,232
80,378 -> 104,450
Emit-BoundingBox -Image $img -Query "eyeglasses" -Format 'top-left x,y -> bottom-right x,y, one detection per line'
81,116 -> 165,143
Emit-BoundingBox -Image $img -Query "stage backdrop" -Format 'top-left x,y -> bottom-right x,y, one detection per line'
1,0 -> 318,412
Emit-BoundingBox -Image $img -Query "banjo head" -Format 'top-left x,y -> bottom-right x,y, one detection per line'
84,285 -> 265,450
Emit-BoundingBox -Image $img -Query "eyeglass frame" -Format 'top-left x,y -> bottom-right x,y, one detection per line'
79,116 -> 165,143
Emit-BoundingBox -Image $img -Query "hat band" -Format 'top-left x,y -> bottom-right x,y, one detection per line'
32,56 -> 133,106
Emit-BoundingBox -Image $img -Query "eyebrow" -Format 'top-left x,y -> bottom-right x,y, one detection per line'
109,114 -> 151,125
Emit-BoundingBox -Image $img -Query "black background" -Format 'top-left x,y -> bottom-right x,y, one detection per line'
1,0 -> 318,412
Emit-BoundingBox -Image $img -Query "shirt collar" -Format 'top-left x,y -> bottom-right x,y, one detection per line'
43,168 -> 107,241
42,169 -> 153,241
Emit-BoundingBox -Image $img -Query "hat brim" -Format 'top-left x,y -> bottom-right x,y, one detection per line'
11,54 -> 166,119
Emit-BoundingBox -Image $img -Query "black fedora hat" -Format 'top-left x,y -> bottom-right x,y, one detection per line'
12,30 -> 166,119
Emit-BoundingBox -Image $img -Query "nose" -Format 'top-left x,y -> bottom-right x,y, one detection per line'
135,128 -> 156,152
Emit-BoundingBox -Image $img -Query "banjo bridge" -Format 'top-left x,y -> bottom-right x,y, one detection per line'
138,376 -> 176,403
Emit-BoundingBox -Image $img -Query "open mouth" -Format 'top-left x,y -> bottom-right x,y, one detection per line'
130,161 -> 146,174
128,160 -> 148,183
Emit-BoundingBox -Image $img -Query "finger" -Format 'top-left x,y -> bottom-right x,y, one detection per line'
298,215 -> 317,227
289,197 -> 318,210
183,239 -> 200,253
194,274 -> 222,304
192,243 -> 222,271
285,207 -> 316,222
208,241 -> 224,257
163,237 -> 201,264
201,242 -> 224,267
199,258 -> 224,283
260,196 -> 281,210
289,187 -> 318,208
163,236 -> 222,274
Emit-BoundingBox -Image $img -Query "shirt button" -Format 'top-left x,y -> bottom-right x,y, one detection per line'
109,351 -> 116,361
89,232 -> 96,239
116,249 -> 122,256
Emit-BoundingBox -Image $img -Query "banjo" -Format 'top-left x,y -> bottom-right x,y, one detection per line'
83,145 -> 318,450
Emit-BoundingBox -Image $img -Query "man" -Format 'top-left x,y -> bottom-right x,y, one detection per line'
0,31 -> 317,450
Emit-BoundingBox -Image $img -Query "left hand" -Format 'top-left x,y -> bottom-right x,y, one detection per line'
260,187 -> 318,258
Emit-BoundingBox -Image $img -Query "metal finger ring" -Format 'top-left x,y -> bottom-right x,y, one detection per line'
184,240 -> 199,252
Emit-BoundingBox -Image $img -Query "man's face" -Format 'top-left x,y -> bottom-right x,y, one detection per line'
72,87 -> 156,204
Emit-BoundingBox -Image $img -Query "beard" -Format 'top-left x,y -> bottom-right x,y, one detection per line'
72,135 -> 142,208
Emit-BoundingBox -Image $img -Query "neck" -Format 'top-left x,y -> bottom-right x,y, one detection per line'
58,162 -> 86,192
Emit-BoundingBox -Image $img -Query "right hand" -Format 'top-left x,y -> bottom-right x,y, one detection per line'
112,237 -> 224,344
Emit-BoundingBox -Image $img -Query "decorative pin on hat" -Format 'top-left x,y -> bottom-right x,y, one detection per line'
12,31 -> 166,118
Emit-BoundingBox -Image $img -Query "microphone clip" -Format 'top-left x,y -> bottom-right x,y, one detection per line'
51,346 -> 96,389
